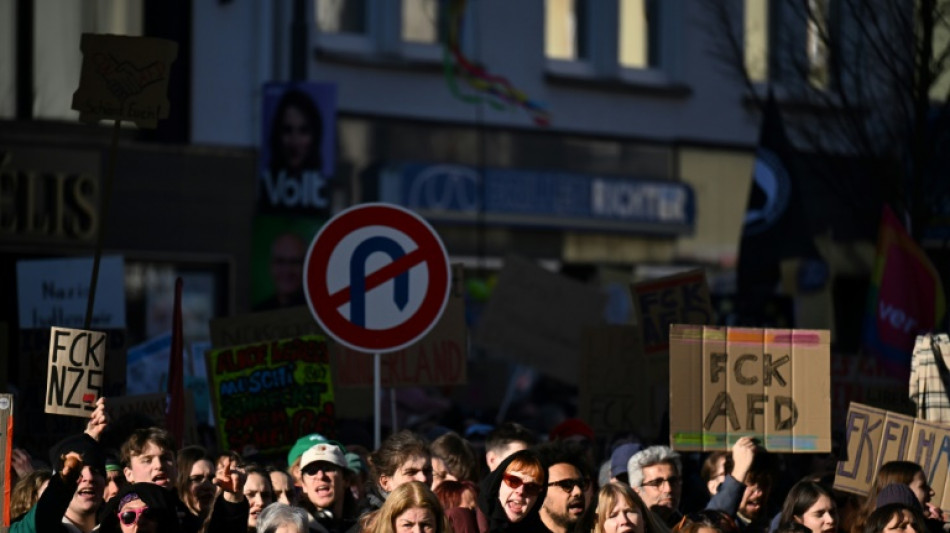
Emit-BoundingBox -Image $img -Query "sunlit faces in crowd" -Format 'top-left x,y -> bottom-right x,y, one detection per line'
636,462 -> 681,509
122,429 -> 177,488
300,442 -> 349,517
595,483 -> 649,533
185,459 -> 216,516
68,466 -> 105,522
117,494 -> 156,533
780,481 -> 838,533
542,463 -> 590,531
270,468 -> 297,506
381,454 -> 432,492
244,468 -> 275,530
497,453 -> 545,523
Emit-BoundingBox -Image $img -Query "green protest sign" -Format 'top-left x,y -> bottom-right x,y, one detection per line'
205,335 -> 334,457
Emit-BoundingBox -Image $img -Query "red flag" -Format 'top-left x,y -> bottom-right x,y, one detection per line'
166,277 -> 185,448
863,205 -> 946,379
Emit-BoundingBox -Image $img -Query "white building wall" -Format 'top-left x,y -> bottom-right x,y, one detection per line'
191,0 -> 760,148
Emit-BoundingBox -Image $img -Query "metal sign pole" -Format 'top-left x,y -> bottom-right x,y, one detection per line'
374,352 -> 381,449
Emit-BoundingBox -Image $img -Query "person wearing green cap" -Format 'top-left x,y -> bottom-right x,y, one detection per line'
287,433 -> 328,487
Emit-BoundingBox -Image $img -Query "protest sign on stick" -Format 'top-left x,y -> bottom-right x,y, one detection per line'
835,402 -> 950,508
1,394 -> 12,530
632,269 -> 713,355
45,328 -> 106,418
669,325 -> 831,452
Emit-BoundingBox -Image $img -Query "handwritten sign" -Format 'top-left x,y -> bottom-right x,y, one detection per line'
332,267 -> 467,387
205,335 -> 335,457
835,402 -> 950,507
16,256 -> 125,329
1,394 -> 12,529
71,34 -> 178,128
579,326 -> 666,439
473,255 -> 607,385
632,269 -> 712,355
45,328 -> 106,417
669,325 -> 831,452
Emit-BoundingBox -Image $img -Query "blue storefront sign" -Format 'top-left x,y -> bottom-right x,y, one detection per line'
377,162 -> 695,235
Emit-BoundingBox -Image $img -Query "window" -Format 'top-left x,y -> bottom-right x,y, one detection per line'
0,0 -> 143,121
744,1 -> 769,82
546,0 -> 587,61
402,0 -> 440,44
315,0 -> 366,34
35,0 -> 143,120
619,0 -> 656,68
806,0 -> 830,88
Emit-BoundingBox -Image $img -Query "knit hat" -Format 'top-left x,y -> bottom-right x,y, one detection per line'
876,483 -> 922,510
287,433 -> 328,467
610,443 -> 642,478
301,442 -> 348,470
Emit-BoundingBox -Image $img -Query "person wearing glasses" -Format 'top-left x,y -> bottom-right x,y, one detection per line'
628,445 -> 684,527
99,483 -> 182,533
477,449 -> 547,532
531,441 -> 594,533
298,441 -> 359,533
175,446 -> 216,525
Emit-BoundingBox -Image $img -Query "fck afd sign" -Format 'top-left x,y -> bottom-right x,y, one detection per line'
46,327 -> 106,417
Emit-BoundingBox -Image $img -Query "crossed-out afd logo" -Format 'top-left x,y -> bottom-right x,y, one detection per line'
304,203 -> 451,353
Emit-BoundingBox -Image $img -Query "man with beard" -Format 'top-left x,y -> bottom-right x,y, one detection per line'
529,441 -> 593,533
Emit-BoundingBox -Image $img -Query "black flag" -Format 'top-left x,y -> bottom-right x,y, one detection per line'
736,93 -> 817,323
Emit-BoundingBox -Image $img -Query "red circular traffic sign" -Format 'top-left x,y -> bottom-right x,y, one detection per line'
303,203 -> 451,353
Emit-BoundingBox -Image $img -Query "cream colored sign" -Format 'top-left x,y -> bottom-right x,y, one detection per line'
71,33 -> 178,128
45,328 -> 106,417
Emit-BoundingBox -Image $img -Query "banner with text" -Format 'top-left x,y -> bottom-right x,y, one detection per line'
45,328 -> 106,417
632,269 -> 713,355
834,402 -> 950,508
579,326 -> 666,440
205,335 -> 335,457
669,325 -> 831,452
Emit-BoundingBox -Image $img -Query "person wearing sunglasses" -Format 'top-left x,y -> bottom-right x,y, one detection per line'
298,441 -> 359,533
477,449 -> 547,532
531,440 -> 594,533
98,483 -> 182,533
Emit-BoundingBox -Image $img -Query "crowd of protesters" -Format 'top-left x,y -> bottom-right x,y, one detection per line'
7,398 -> 944,533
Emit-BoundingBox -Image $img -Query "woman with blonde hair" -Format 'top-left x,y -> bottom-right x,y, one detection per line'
594,481 -> 670,533
362,481 -> 450,533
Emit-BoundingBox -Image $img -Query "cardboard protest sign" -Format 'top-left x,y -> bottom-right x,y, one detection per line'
473,255 -> 607,385
209,306 -> 372,420
107,393 -> 199,445
206,335 -> 335,457
71,34 -> 178,128
669,325 -> 831,452
835,402 -> 950,507
46,328 -> 106,417
632,269 -> 713,355
332,264 -> 468,387
578,326 -> 667,439
1,394 -> 12,529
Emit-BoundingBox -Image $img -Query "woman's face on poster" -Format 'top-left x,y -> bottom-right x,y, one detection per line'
280,104 -> 314,172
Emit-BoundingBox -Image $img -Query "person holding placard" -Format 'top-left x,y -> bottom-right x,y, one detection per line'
9,413 -> 108,532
